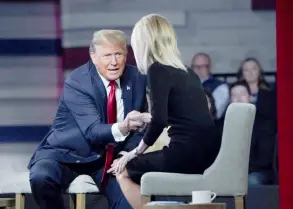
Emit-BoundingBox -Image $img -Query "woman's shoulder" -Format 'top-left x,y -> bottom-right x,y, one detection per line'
149,62 -> 171,71
147,62 -> 174,77
148,62 -> 190,75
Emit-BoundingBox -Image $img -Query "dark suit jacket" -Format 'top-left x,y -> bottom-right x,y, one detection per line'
249,89 -> 277,173
28,61 -> 147,168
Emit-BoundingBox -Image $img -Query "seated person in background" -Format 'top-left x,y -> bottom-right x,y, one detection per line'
109,14 -> 219,209
191,52 -> 229,120
204,88 -> 224,132
204,88 -> 217,119
230,81 -> 277,185
204,89 -> 222,168
236,57 -> 271,104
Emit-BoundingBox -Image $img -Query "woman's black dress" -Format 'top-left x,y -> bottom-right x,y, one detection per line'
126,62 -> 219,184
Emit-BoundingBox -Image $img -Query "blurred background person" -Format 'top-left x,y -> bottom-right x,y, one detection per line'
236,57 -> 271,104
191,53 -> 230,120
230,80 -> 277,185
203,88 -> 222,171
204,88 -> 217,120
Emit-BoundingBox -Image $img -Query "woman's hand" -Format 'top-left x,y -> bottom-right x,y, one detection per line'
107,149 -> 137,174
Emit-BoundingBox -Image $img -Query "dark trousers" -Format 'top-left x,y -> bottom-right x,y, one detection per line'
29,159 -> 132,209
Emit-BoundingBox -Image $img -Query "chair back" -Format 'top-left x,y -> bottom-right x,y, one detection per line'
203,103 -> 256,196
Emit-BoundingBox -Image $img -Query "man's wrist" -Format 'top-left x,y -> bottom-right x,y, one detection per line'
118,121 -> 129,136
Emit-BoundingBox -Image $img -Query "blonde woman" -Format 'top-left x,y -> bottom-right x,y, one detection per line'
108,14 -> 217,209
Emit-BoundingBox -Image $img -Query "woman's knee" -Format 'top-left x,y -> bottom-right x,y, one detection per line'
116,169 -> 129,183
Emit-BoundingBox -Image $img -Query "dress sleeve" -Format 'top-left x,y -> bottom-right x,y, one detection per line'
143,63 -> 171,146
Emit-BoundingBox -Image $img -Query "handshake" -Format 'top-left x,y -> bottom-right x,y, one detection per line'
118,110 -> 152,135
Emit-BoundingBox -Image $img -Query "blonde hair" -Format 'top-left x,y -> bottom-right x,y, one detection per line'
131,14 -> 187,74
89,29 -> 127,53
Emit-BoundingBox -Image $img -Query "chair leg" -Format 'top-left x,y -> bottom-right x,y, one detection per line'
76,194 -> 86,209
234,195 -> 246,209
15,194 -> 25,209
69,195 -> 75,209
142,196 -> 151,206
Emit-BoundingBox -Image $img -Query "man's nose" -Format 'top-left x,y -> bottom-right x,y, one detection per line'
110,55 -> 117,65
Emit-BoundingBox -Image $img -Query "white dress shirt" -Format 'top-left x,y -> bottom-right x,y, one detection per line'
99,74 -> 128,142
212,83 -> 230,119
201,77 -> 230,119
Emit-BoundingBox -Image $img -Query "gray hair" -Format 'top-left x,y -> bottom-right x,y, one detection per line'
89,29 -> 127,53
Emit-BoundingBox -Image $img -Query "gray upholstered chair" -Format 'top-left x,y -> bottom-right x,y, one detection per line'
141,103 -> 256,209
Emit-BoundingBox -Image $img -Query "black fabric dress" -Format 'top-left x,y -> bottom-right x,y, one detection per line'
126,62 -> 219,184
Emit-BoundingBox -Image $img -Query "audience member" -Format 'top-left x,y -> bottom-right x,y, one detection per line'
203,88 -> 222,169
237,57 -> 271,104
191,52 -> 230,119
204,88 -> 225,131
230,81 -> 277,185
204,89 -> 217,119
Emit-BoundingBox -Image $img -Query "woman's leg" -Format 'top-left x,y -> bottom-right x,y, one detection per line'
116,151 -> 165,208
116,169 -> 143,209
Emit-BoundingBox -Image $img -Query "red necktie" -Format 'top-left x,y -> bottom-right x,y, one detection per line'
100,81 -> 116,186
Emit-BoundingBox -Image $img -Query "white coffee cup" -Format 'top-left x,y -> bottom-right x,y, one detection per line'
192,190 -> 217,204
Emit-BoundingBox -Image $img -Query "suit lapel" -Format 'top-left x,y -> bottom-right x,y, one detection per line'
120,67 -> 133,118
89,61 -> 107,122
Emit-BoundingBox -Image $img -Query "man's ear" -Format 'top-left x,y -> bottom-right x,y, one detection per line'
89,51 -> 93,59
90,52 -> 97,65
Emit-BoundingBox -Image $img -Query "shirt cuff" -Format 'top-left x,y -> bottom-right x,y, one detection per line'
111,123 -> 129,142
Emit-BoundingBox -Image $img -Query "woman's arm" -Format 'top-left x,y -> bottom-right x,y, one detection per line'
134,139 -> 149,155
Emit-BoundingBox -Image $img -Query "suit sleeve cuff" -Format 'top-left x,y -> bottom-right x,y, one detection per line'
111,123 -> 129,142
117,151 -> 128,157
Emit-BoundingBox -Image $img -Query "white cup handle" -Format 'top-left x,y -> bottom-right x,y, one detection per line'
211,192 -> 217,201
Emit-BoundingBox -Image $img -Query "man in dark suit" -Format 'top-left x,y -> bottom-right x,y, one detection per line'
28,30 -> 149,209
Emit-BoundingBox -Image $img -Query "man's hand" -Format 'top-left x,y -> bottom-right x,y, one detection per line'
118,111 -> 151,135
